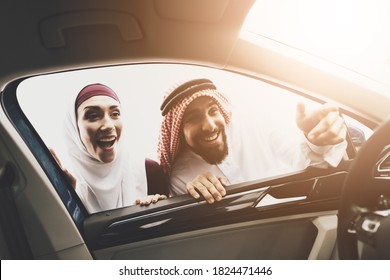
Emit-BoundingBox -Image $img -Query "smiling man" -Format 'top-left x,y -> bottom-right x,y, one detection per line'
158,79 -> 348,203
181,96 -> 229,165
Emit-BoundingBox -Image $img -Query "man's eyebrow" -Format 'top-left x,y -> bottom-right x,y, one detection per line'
184,100 -> 217,118
200,100 -> 218,111
206,100 -> 217,107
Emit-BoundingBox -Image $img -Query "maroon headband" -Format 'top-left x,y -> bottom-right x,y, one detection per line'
75,83 -> 120,110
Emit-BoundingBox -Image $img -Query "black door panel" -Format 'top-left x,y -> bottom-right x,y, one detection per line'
84,167 -> 348,259
96,217 -> 319,260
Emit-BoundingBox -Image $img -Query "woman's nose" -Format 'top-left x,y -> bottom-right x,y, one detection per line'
100,116 -> 114,131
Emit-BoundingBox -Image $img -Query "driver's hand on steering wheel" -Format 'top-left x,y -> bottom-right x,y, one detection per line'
186,172 -> 227,204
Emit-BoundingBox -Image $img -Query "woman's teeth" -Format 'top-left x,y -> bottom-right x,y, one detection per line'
97,137 -> 116,147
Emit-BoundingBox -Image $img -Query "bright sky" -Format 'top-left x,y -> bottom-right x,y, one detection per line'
242,0 -> 390,86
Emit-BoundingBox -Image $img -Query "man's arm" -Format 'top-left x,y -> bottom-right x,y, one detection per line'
296,102 -> 347,147
181,102 -> 348,204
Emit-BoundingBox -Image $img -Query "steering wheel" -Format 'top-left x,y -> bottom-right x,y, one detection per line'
338,117 -> 390,259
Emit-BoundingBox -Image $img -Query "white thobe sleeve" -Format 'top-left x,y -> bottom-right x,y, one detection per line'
268,117 -> 347,170
305,139 -> 347,168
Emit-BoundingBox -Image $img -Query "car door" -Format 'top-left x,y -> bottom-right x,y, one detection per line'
85,167 -> 349,260
1,69 -> 365,260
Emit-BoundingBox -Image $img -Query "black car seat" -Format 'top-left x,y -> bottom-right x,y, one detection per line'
145,158 -> 170,196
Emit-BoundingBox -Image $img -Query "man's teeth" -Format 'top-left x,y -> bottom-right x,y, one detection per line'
203,133 -> 218,141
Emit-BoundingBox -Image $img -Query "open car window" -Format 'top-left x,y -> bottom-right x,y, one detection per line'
16,63 -> 373,213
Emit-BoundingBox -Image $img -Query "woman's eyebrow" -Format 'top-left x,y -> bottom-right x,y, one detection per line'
83,105 -> 119,111
83,105 -> 100,111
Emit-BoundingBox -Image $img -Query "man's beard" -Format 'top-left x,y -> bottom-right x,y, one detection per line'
191,129 -> 229,165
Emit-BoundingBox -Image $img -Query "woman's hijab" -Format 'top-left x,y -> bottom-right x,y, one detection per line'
64,84 -> 147,213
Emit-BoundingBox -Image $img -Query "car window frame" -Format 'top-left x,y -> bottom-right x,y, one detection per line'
1,64 -> 377,230
1,78 -> 88,231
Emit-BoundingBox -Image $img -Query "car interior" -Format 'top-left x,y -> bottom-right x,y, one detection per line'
1,0 -> 390,260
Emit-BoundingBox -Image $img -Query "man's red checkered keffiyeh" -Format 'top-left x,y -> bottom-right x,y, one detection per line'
158,88 -> 232,175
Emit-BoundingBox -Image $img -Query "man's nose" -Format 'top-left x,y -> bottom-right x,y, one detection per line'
201,115 -> 217,131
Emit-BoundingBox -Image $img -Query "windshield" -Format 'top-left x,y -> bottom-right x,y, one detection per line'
242,0 -> 390,87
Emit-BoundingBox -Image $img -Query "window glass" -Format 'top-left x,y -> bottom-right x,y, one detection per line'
17,64 -> 307,173
16,64 -> 371,211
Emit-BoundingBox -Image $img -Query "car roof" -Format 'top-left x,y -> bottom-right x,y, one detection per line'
0,0 -> 251,83
1,0 -> 389,123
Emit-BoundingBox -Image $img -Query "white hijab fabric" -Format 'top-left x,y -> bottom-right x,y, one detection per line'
64,96 -> 147,213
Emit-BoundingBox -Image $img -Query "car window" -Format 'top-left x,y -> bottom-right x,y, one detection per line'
16,63 -> 372,212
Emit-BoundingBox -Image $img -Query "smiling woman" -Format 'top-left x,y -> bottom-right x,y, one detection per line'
74,84 -> 123,164
45,82 -> 167,213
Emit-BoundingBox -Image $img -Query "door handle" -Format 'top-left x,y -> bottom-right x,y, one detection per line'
256,193 -> 306,208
